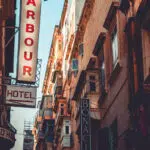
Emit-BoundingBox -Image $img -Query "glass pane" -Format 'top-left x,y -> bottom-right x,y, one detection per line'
111,27 -> 118,67
65,126 -> 69,134
90,82 -> 96,92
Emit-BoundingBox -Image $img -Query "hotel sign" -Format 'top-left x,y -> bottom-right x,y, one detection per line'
6,85 -> 36,108
17,0 -> 41,83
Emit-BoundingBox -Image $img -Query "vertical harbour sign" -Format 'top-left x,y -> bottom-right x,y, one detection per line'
17,0 -> 41,83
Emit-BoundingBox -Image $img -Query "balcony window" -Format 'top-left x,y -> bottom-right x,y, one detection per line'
89,75 -> 96,92
60,104 -> 64,115
111,26 -> 118,68
65,126 -> 69,134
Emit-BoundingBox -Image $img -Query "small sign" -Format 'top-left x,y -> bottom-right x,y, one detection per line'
0,127 -> 15,143
6,85 -> 37,108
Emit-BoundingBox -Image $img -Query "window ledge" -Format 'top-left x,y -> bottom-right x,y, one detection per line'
109,62 -> 122,86
87,91 -> 99,95
103,1 -> 120,30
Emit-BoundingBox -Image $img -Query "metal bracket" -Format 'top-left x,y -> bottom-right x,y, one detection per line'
0,59 -> 42,88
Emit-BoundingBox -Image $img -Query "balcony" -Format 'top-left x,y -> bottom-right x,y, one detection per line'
87,57 -> 99,70
54,86 -> 62,98
51,70 -> 62,83
37,129 -> 44,140
61,134 -> 73,148
36,110 -> 43,123
55,110 -> 68,126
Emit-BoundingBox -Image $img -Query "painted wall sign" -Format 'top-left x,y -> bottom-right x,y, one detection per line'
0,127 -> 15,143
6,85 -> 36,108
17,0 -> 41,82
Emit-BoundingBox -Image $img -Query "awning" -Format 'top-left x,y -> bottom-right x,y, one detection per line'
90,108 -> 101,120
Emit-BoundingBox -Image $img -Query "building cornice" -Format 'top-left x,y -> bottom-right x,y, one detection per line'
59,0 -> 68,31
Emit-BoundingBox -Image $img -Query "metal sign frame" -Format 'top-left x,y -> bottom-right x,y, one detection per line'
80,98 -> 91,150
5,85 -> 37,108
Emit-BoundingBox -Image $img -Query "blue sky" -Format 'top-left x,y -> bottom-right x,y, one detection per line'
11,0 -> 64,149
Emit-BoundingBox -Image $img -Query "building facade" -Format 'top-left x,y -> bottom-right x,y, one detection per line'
32,95 -> 55,150
0,0 -> 16,149
34,0 -> 150,150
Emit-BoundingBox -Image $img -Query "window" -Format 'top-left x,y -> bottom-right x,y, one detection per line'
96,120 -> 118,150
65,120 -> 69,124
72,59 -> 78,77
79,43 -> 84,56
65,126 -> 69,134
72,59 -> 78,71
111,26 -> 118,67
60,104 -> 64,115
60,108 -> 64,115
89,75 -> 96,92
100,61 -> 105,93
61,104 -> 64,107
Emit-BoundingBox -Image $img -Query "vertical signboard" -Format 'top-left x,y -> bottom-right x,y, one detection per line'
17,0 -> 41,83
80,98 -> 91,150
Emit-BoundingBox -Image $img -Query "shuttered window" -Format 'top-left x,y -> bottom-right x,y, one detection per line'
96,120 -> 118,150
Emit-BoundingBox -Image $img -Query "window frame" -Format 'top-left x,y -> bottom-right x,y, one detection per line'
89,75 -> 96,92
65,125 -> 70,134
111,26 -> 119,68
